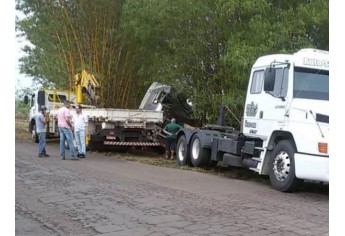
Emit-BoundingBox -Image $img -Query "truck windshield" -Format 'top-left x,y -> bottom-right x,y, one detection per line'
293,67 -> 329,101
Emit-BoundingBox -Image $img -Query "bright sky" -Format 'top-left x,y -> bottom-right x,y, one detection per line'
15,9 -> 35,91
15,35 -> 33,89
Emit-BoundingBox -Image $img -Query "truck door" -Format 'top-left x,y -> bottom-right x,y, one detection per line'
243,67 -> 289,139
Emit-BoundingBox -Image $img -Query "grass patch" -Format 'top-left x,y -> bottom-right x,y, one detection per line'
15,119 -> 31,141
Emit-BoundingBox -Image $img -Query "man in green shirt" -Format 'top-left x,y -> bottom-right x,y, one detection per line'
163,118 -> 182,160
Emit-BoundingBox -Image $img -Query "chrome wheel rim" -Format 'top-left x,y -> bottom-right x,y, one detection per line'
191,138 -> 200,160
273,151 -> 291,181
177,141 -> 185,161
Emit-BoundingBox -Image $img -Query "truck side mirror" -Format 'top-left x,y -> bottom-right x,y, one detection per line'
24,95 -> 29,105
264,67 -> 276,92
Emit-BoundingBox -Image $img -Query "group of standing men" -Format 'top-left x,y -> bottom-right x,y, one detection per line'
34,100 -> 184,161
33,100 -> 88,160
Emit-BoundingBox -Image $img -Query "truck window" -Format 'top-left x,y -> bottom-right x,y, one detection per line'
269,67 -> 289,98
48,94 -> 67,103
250,70 -> 264,94
293,67 -> 329,101
37,91 -> 46,107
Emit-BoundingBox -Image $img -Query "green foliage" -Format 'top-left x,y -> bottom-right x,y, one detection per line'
16,0 -> 328,125
15,88 -> 31,119
15,99 -> 30,120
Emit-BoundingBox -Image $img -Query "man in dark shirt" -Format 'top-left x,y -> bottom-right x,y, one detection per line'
163,118 -> 182,160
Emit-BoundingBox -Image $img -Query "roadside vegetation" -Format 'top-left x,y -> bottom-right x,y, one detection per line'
16,0 -> 328,126
15,100 -> 30,120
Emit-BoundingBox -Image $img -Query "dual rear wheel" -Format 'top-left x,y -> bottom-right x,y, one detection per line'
176,134 -> 217,168
177,134 -> 302,192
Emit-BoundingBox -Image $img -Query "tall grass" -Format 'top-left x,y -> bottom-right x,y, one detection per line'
15,101 -> 30,120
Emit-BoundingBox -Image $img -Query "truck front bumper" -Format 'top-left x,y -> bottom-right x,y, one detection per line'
294,153 -> 329,182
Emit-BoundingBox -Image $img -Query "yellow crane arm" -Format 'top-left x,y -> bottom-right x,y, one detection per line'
74,69 -> 100,106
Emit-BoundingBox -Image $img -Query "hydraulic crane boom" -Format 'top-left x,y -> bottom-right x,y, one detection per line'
74,70 -> 100,106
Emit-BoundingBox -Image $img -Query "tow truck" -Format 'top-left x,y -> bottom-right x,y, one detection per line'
175,48 -> 329,192
25,70 -> 187,152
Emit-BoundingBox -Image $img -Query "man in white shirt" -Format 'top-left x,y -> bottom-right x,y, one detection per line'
72,105 -> 88,158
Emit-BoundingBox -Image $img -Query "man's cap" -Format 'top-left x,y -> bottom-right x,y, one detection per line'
171,118 -> 176,123
75,104 -> 82,109
40,105 -> 47,111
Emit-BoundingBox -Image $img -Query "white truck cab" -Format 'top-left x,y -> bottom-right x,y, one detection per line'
175,48 -> 329,192
25,89 -> 76,142
244,48 -> 329,188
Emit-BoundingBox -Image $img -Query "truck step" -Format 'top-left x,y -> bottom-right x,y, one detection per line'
252,157 -> 262,162
249,167 -> 260,173
254,147 -> 265,151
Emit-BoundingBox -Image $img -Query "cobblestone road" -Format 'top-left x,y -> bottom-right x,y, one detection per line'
15,139 -> 329,236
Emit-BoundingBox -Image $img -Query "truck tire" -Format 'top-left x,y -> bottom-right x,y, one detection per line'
31,123 -> 39,143
269,140 -> 303,192
176,135 -> 191,166
190,133 -> 210,167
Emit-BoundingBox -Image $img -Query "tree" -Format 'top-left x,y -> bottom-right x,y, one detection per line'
16,0 -> 328,126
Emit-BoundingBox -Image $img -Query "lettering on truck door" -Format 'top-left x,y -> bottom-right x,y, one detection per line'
244,67 -> 289,138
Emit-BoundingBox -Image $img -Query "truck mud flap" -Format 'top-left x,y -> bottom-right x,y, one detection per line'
88,135 -> 108,151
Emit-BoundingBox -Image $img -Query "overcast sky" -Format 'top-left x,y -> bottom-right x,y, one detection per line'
15,9 -> 35,91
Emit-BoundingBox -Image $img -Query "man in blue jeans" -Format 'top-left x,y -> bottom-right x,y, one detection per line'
33,105 -> 50,158
72,105 -> 88,158
57,100 -> 78,160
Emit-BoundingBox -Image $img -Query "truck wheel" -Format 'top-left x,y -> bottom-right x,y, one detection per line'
269,140 -> 303,192
31,123 -> 39,143
176,135 -> 191,166
190,133 -> 210,167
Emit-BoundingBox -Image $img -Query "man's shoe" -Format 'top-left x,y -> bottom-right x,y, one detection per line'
77,153 -> 81,158
43,153 -> 50,157
71,157 -> 80,160
61,156 -> 65,160
38,154 -> 43,158
80,154 -> 85,158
